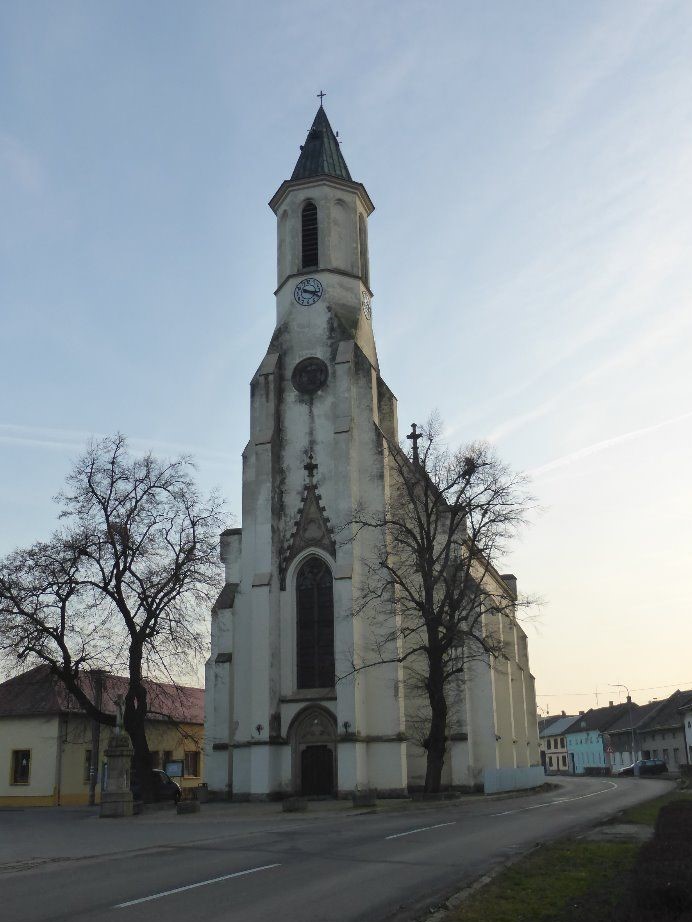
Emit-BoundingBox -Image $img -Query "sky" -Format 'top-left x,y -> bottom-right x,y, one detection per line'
1,0 -> 691,713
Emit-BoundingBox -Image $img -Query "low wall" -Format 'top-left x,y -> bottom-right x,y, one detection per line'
483,765 -> 545,795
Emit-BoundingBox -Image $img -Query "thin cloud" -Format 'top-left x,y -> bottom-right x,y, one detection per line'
0,424 -> 234,467
481,300 -> 691,446
529,411 -> 692,478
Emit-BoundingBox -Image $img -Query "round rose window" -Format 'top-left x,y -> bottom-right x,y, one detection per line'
292,357 -> 329,395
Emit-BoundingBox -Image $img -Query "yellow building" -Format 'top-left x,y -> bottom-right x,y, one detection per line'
0,666 -> 204,807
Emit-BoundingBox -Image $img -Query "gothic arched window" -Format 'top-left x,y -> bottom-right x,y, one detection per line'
301,202 -> 318,269
296,557 -> 334,689
358,214 -> 369,287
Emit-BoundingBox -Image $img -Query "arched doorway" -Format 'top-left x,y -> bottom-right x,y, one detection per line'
290,706 -> 337,796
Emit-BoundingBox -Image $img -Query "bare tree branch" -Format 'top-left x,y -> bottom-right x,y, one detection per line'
345,417 -> 537,792
0,434 -> 225,801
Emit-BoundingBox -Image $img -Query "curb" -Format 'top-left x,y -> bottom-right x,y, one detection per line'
420,844 -> 543,922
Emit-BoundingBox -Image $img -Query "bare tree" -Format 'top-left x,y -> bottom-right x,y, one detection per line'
349,418 -> 535,793
0,434 -> 224,801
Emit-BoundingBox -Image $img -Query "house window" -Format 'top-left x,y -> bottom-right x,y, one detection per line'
547,739 -> 552,750
184,751 -> 200,777
11,750 -> 31,784
560,738 -> 565,748
662,749 -> 669,763
163,750 -> 173,770
83,749 -> 92,784
561,755 -> 567,767
301,202 -> 318,268
673,748 -> 680,765
296,556 -> 335,689
652,749 -> 658,758
151,750 -> 161,770
548,756 -> 553,767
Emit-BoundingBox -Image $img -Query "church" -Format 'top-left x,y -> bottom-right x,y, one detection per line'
204,103 -> 541,799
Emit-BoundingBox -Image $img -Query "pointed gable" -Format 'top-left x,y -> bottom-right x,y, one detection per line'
280,477 -> 336,589
291,106 -> 353,182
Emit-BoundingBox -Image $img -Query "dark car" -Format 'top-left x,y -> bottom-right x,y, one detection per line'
617,758 -> 667,777
132,769 -> 182,802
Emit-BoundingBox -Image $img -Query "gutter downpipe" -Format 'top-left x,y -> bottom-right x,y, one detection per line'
54,715 -> 66,806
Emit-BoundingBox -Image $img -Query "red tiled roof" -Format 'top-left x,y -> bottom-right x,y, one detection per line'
0,665 -> 204,725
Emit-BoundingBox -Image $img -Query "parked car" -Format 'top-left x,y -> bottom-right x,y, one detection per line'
131,769 -> 182,802
617,759 -> 667,777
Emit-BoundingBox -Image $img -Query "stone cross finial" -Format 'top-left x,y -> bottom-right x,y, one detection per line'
317,90 -> 326,105
304,452 -> 318,484
406,423 -> 423,464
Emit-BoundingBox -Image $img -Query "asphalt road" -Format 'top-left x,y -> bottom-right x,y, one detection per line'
0,777 -> 673,922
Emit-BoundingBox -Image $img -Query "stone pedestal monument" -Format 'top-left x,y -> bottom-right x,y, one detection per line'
100,696 -> 134,818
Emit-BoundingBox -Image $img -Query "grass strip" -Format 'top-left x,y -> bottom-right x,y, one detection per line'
447,791 -> 691,922
447,839 -> 639,922
617,789 -> 689,826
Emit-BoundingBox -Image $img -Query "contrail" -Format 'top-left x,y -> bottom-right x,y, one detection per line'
530,410 -> 692,477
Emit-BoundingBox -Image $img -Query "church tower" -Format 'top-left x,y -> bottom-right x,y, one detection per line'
204,103 -> 541,799
204,103 -> 409,798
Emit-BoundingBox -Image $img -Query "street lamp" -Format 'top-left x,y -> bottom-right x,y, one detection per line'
610,683 -> 636,767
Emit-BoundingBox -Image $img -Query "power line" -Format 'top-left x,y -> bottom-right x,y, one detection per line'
536,680 -> 692,698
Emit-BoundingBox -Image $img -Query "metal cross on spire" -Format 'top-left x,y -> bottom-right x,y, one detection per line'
407,423 -> 423,464
304,452 -> 318,483
317,90 -> 326,105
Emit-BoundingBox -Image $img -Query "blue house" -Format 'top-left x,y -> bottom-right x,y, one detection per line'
565,703 -> 633,775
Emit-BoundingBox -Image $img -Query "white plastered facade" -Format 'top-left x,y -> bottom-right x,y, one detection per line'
204,121 -> 540,798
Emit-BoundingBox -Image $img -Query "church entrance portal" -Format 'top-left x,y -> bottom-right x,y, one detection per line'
301,745 -> 334,795
290,706 -> 337,796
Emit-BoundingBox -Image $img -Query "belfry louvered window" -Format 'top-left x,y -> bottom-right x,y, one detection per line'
296,557 -> 334,689
359,214 -> 369,287
301,202 -> 318,269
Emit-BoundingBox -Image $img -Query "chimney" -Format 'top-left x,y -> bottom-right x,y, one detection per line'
609,700 -> 614,707
626,695 -> 632,703
579,710 -> 585,716
561,710 -> 566,716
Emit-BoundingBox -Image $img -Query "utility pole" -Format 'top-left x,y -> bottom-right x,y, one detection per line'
610,683 -> 636,766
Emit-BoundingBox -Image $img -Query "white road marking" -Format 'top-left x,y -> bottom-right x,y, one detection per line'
114,863 -> 281,908
385,821 -> 456,840
490,781 -> 618,817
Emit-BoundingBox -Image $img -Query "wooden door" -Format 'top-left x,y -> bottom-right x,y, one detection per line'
301,745 -> 334,795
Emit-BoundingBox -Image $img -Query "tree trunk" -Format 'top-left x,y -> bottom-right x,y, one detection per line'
124,652 -> 153,802
424,660 -> 448,794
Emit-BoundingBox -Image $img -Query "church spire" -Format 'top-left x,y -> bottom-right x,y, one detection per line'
291,104 -> 353,183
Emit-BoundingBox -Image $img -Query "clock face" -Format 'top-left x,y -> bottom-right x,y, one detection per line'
361,290 -> 372,320
294,277 -> 323,306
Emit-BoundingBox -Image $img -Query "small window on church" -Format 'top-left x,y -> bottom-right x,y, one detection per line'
296,557 -> 335,689
358,214 -> 369,287
302,202 -> 318,269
